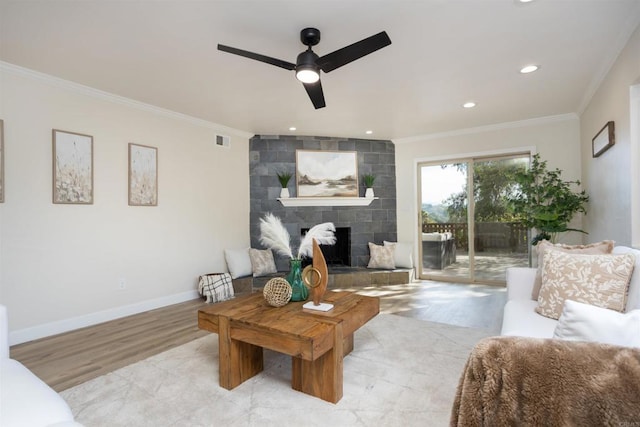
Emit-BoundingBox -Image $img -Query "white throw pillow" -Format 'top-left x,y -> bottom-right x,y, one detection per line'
367,242 -> 396,269
224,248 -> 252,279
553,300 -> 640,348
383,241 -> 414,269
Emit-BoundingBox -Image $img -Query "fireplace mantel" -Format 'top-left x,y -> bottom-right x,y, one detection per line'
278,197 -> 378,207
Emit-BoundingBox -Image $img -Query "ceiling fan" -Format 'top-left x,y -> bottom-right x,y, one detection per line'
218,28 -> 392,109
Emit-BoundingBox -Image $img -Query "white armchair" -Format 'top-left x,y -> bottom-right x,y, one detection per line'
0,305 -> 83,427
501,245 -> 640,339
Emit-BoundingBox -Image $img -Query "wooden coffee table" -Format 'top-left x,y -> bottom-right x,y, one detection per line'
198,290 -> 379,403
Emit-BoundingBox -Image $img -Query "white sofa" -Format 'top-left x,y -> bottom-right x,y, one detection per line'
501,245 -> 640,338
0,305 -> 82,427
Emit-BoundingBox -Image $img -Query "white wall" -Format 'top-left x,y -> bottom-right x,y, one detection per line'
0,64 -> 251,344
394,116 -> 582,259
580,24 -> 640,246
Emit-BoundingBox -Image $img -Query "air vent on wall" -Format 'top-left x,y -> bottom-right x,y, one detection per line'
216,134 -> 230,148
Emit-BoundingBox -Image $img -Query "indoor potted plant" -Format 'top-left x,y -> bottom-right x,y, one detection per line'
508,154 -> 589,245
277,170 -> 293,198
362,174 -> 376,198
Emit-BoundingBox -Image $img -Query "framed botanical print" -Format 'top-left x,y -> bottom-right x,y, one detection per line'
52,129 -> 93,204
128,143 -> 158,206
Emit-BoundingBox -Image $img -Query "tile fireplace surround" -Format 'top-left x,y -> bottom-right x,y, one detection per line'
249,135 -> 398,271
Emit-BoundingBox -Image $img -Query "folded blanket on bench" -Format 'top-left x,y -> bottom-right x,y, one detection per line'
450,336 -> 640,426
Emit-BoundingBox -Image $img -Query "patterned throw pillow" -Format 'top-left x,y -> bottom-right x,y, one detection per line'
367,242 -> 396,269
249,248 -> 277,277
198,273 -> 234,303
532,240 -> 615,300
536,250 -> 635,319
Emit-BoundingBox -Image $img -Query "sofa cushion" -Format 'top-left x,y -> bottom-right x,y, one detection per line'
612,246 -> 640,311
224,248 -> 252,279
367,242 -> 396,269
248,248 -> 277,277
536,251 -> 634,319
501,299 -> 559,338
532,240 -> 615,300
1,359 -> 75,427
553,300 -> 640,347
384,241 -> 414,269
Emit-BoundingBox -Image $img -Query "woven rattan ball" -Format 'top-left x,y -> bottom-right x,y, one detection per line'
263,277 -> 292,307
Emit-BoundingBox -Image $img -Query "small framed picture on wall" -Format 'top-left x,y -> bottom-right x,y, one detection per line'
128,143 -> 158,206
0,119 -> 4,203
52,129 -> 94,204
592,121 -> 615,158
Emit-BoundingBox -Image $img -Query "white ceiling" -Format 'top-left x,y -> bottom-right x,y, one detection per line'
1,0 -> 640,141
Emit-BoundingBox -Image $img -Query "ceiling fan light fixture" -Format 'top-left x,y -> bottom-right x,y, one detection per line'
520,65 -> 539,74
296,49 -> 320,83
296,67 -> 320,83
219,28 -> 391,109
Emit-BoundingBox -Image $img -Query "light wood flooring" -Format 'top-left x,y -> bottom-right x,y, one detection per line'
9,281 -> 506,392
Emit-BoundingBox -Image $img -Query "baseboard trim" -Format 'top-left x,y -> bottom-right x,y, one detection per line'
9,290 -> 200,346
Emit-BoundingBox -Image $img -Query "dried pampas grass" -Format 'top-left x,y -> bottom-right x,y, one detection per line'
298,222 -> 336,258
258,213 -> 336,259
259,213 -> 293,259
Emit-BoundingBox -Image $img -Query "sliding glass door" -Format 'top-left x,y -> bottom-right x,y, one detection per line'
419,161 -> 470,280
418,154 -> 530,284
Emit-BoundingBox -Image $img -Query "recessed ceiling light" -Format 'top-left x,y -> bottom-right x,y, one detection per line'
365,130 -> 373,135
519,0 -> 534,3
520,65 -> 539,74
463,102 -> 476,108
289,127 -> 296,131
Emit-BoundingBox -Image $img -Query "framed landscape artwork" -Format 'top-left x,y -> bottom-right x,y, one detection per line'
52,129 -> 93,204
296,150 -> 358,197
0,119 -> 4,203
128,143 -> 158,206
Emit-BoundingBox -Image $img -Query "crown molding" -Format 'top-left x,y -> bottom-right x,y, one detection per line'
392,113 -> 578,145
0,61 -> 254,139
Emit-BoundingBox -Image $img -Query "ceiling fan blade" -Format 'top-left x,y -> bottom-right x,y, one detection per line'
218,44 -> 296,70
316,31 -> 391,73
303,80 -> 326,109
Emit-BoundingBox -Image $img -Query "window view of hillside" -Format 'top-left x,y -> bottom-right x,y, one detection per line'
419,155 -> 530,283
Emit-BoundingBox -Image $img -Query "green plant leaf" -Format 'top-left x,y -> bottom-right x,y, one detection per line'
507,153 -> 589,242
362,174 -> 376,188
276,171 -> 292,188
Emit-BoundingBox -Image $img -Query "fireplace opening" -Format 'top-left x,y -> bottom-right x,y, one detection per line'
300,227 -> 351,267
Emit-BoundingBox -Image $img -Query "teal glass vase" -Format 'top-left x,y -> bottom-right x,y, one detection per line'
286,258 -> 308,302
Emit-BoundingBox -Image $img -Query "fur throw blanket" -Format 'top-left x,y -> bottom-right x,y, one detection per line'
450,336 -> 640,426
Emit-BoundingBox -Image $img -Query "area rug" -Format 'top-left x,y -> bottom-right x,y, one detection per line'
61,314 -> 491,426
